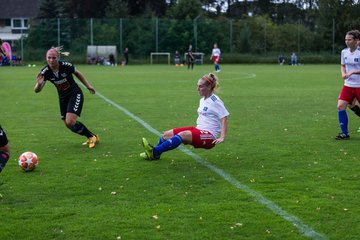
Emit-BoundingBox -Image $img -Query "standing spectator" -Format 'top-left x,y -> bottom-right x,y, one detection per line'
335,30 -> 360,140
186,44 -> 194,70
210,43 -> 221,72
291,52 -> 298,66
124,48 -> 129,65
34,46 -> 99,148
278,54 -> 285,65
109,53 -> 115,66
174,50 -> 181,65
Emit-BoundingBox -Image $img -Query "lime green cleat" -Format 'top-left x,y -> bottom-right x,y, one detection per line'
142,137 -> 155,160
140,152 -> 151,160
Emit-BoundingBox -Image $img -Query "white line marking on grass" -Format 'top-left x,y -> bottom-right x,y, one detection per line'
94,90 -> 327,240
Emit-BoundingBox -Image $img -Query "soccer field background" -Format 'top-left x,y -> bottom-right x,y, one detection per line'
1,64 -> 359,239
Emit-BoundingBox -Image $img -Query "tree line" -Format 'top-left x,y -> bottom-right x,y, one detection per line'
23,0 -> 360,62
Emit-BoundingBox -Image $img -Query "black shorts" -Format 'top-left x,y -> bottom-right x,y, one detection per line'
59,90 -> 84,120
0,125 -> 9,148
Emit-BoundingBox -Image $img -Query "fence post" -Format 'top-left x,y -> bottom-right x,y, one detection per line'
264,19 -> 267,56
193,15 -> 200,52
332,18 -> 335,54
57,18 -> 61,46
90,18 -> 93,45
155,18 -> 158,52
298,19 -> 301,54
119,18 -> 123,54
229,19 -> 233,53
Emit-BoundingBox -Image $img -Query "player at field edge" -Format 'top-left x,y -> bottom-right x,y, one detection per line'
34,47 -> 99,148
0,125 -> 10,173
346,30 -> 360,131
186,44 -> 195,70
335,30 -> 360,140
140,73 -> 229,160
210,43 -> 221,72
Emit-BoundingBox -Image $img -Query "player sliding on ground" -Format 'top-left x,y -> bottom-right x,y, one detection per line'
140,73 -> 229,160
34,46 -> 99,148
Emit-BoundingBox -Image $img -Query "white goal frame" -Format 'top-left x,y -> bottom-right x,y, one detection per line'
150,52 -> 170,64
184,52 -> 205,64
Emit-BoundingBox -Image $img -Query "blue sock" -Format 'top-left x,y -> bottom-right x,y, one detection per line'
338,110 -> 349,134
216,64 -> 220,71
153,135 -> 183,158
157,137 -> 165,146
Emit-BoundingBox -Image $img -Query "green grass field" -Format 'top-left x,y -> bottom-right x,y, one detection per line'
1,63 -> 359,239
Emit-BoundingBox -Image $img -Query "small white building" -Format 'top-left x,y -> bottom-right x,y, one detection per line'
0,0 -> 40,41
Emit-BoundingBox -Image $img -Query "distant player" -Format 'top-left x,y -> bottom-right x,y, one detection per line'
0,125 -> 10,173
186,44 -> 195,70
34,47 -> 99,148
335,30 -> 360,140
140,73 -> 229,160
210,43 -> 221,72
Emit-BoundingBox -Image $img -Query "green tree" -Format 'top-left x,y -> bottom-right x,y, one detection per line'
168,0 -> 202,20
38,0 -> 65,18
105,0 -> 129,18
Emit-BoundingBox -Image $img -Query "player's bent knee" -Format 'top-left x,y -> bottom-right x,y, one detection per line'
178,131 -> 192,144
162,130 -> 174,140
64,119 -> 76,129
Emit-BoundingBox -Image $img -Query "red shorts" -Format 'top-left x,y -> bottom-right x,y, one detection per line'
173,126 -> 215,149
338,86 -> 360,103
213,56 -> 219,64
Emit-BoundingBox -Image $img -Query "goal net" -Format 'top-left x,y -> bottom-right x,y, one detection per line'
184,52 -> 205,65
150,52 -> 170,64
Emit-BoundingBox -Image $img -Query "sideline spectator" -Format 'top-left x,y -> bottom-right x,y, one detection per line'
174,50 -> 181,65
291,53 -> 298,66
124,48 -> 129,65
278,54 -> 285,65
109,53 -> 115,66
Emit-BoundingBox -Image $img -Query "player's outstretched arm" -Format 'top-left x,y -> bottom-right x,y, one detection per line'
34,73 -> 45,93
74,70 -> 96,94
213,116 -> 228,144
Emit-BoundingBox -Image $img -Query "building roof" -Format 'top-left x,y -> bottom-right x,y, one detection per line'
1,0 -> 41,18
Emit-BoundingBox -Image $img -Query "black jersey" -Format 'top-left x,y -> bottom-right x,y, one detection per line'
40,61 -> 81,98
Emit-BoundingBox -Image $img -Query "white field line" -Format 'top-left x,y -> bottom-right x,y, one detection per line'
90,88 -> 326,240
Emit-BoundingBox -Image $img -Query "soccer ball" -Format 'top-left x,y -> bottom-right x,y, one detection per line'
18,152 -> 39,172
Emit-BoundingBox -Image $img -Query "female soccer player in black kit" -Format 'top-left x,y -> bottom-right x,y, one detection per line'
34,47 -> 99,148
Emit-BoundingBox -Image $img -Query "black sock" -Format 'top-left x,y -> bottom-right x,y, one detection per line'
350,105 -> 360,117
70,121 -> 94,138
0,151 -> 9,173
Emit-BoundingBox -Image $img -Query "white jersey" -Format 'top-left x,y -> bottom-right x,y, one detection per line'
212,48 -> 221,57
196,94 -> 229,137
341,47 -> 360,87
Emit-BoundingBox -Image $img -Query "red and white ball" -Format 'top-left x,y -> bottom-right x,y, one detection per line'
18,152 -> 39,172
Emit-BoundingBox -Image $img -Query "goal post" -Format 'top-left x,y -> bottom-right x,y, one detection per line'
184,52 -> 205,65
150,52 -> 170,64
